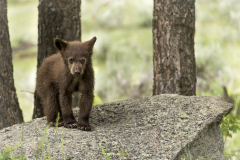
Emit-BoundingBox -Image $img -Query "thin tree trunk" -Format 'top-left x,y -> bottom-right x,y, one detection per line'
152,0 -> 196,96
0,0 -> 23,129
33,0 -> 81,119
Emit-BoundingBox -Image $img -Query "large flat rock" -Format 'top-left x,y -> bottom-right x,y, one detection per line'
0,95 -> 232,160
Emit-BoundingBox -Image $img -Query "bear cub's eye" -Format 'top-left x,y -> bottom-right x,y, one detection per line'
80,59 -> 85,64
69,59 -> 74,64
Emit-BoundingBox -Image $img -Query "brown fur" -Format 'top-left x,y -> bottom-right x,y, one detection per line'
36,37 -> 97,131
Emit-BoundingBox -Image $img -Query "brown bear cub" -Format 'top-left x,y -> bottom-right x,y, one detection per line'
36,37 -> 97,131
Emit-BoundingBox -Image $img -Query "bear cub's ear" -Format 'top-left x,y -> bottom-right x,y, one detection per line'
54,38 -> 68,51
84,36 -> 97,52
87,36 -> 97,47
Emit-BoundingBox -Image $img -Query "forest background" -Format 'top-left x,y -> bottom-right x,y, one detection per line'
7,0 -> 240,158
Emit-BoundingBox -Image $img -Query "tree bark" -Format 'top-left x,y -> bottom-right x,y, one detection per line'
33,0 -> 81,119
152,0 -> 196,96
0,0 -> 23,129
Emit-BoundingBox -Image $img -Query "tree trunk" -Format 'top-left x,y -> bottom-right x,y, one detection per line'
152,0 -> 196,96
0,0 -> 23,129
33,0 -> 81,119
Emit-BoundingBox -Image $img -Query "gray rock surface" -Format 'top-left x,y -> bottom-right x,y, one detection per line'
0,95 -> 232,160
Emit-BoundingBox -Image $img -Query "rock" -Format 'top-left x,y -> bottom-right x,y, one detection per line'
0,95 -> 232,160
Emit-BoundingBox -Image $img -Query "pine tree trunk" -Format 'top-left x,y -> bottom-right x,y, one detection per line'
33,0 -> 81,119
0,0 -> 23,129
152,0 -> 196,96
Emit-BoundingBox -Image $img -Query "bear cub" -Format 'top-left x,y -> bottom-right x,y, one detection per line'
36,37 -> 97,131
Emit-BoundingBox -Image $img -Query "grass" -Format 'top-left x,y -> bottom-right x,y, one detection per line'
101,148 -> 129,160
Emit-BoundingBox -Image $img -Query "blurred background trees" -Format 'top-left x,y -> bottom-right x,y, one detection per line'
6,0 -> 240,158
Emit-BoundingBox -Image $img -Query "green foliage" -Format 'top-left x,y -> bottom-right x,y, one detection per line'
101,149 -> 113,160
117,148 -> 128,157
0,143 -> 26,160
101,148 -> 129,160
221,114 -> 240,139
224,152 -> 236,159
221,113 -> 240,159
82,0 -> 152,30
93,28 -> 153,102
225,132 -> 240,158
0,124 -> 27,159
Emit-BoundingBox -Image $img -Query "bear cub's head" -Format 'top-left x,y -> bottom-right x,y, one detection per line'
54,37 -> 97,76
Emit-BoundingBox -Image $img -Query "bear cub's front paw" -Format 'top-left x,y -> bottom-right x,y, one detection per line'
64,119 -> 78,128
78,120 -> 91,131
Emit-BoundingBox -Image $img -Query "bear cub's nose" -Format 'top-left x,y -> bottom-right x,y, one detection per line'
74,70 -> 80,75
